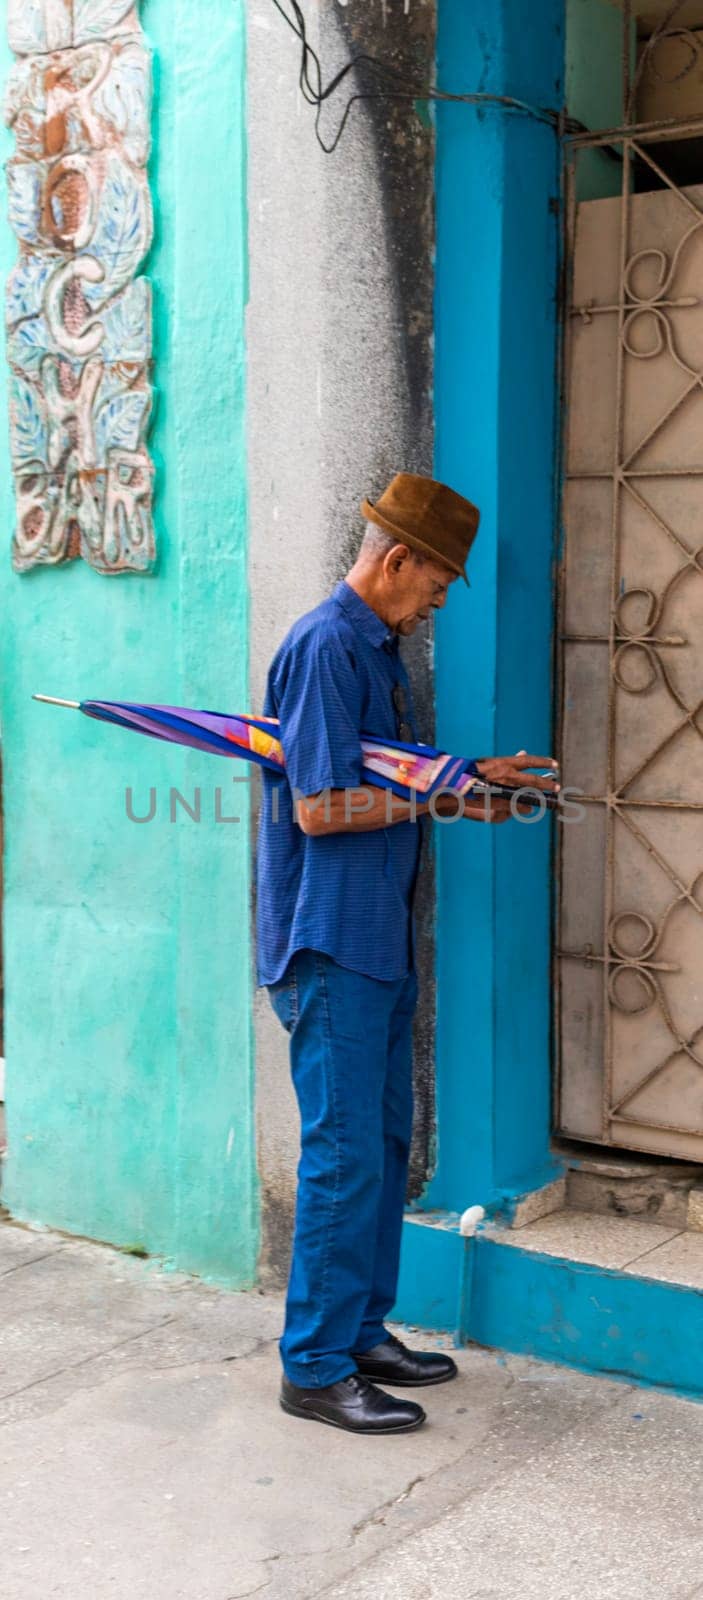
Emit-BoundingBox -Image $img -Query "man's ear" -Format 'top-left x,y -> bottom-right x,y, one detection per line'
385,543 -> 410,576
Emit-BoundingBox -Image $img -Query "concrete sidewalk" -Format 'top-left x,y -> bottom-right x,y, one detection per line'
2,1216 -> 703,1600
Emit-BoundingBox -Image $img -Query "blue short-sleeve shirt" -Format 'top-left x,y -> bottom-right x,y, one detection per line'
255,581 -> 424,985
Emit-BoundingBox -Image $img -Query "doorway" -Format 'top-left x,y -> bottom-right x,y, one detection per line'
556,0 -> 703,1160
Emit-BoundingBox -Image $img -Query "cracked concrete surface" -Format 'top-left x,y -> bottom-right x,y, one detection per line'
2,1219 -> 703,1599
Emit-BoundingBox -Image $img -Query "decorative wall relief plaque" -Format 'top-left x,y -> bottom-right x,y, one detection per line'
4,1 -> 155,573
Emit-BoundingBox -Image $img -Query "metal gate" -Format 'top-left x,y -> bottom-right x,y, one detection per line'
556,10 -> 703,1160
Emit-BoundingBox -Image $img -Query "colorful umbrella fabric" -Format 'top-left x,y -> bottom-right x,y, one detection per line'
33,698 -> 559,808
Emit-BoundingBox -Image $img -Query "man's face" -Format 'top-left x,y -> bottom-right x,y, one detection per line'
385,548 -> 459,636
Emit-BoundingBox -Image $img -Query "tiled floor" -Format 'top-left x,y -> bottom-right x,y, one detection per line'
487,1208 -> 703,1287
621,1229 -> 703,1288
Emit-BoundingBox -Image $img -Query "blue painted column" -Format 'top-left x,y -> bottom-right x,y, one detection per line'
430,0 -> 565,1213
395,0 -> 564,1328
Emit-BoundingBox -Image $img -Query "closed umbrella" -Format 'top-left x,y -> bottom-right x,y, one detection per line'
33,697 -> 559,808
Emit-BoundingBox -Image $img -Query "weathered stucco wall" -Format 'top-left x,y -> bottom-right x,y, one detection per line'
246,0 -> 437,1283
0,0 -> 258,1284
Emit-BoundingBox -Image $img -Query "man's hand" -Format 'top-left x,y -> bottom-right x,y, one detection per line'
475,750 -> 559,798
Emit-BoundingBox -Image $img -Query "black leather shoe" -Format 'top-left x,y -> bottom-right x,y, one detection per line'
353,1332 -> 458,1387
280,1372 -> 426,1433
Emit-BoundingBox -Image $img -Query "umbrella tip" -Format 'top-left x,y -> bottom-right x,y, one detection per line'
32,694 -> 81,708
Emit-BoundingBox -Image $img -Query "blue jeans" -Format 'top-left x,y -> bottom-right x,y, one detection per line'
268,948 -> 418,1388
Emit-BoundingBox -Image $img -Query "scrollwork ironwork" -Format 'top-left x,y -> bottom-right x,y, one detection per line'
559,116 -> 703,1148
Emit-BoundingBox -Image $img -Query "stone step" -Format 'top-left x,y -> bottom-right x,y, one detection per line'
472,1206 -> 703,1395
488,1206 -> 703,1284
563,1150 -> 703,1231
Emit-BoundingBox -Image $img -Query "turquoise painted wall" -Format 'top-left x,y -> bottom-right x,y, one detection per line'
428,0 -> 564,1215
566,0 -> 632,200
0,0 -> 258,1283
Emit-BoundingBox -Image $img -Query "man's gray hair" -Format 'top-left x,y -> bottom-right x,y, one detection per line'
360,523 -> 425,563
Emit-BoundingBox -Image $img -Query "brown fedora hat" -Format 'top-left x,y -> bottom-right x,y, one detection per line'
361,472 -> 479,586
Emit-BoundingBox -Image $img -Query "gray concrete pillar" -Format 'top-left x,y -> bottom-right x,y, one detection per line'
246,0 -> 437,1283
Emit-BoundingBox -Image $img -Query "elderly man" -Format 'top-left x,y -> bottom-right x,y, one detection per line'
256,473 -> 558,1435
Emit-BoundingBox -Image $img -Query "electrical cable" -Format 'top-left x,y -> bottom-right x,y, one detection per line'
268,0 -> 581,153
626,0 -> 694,122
